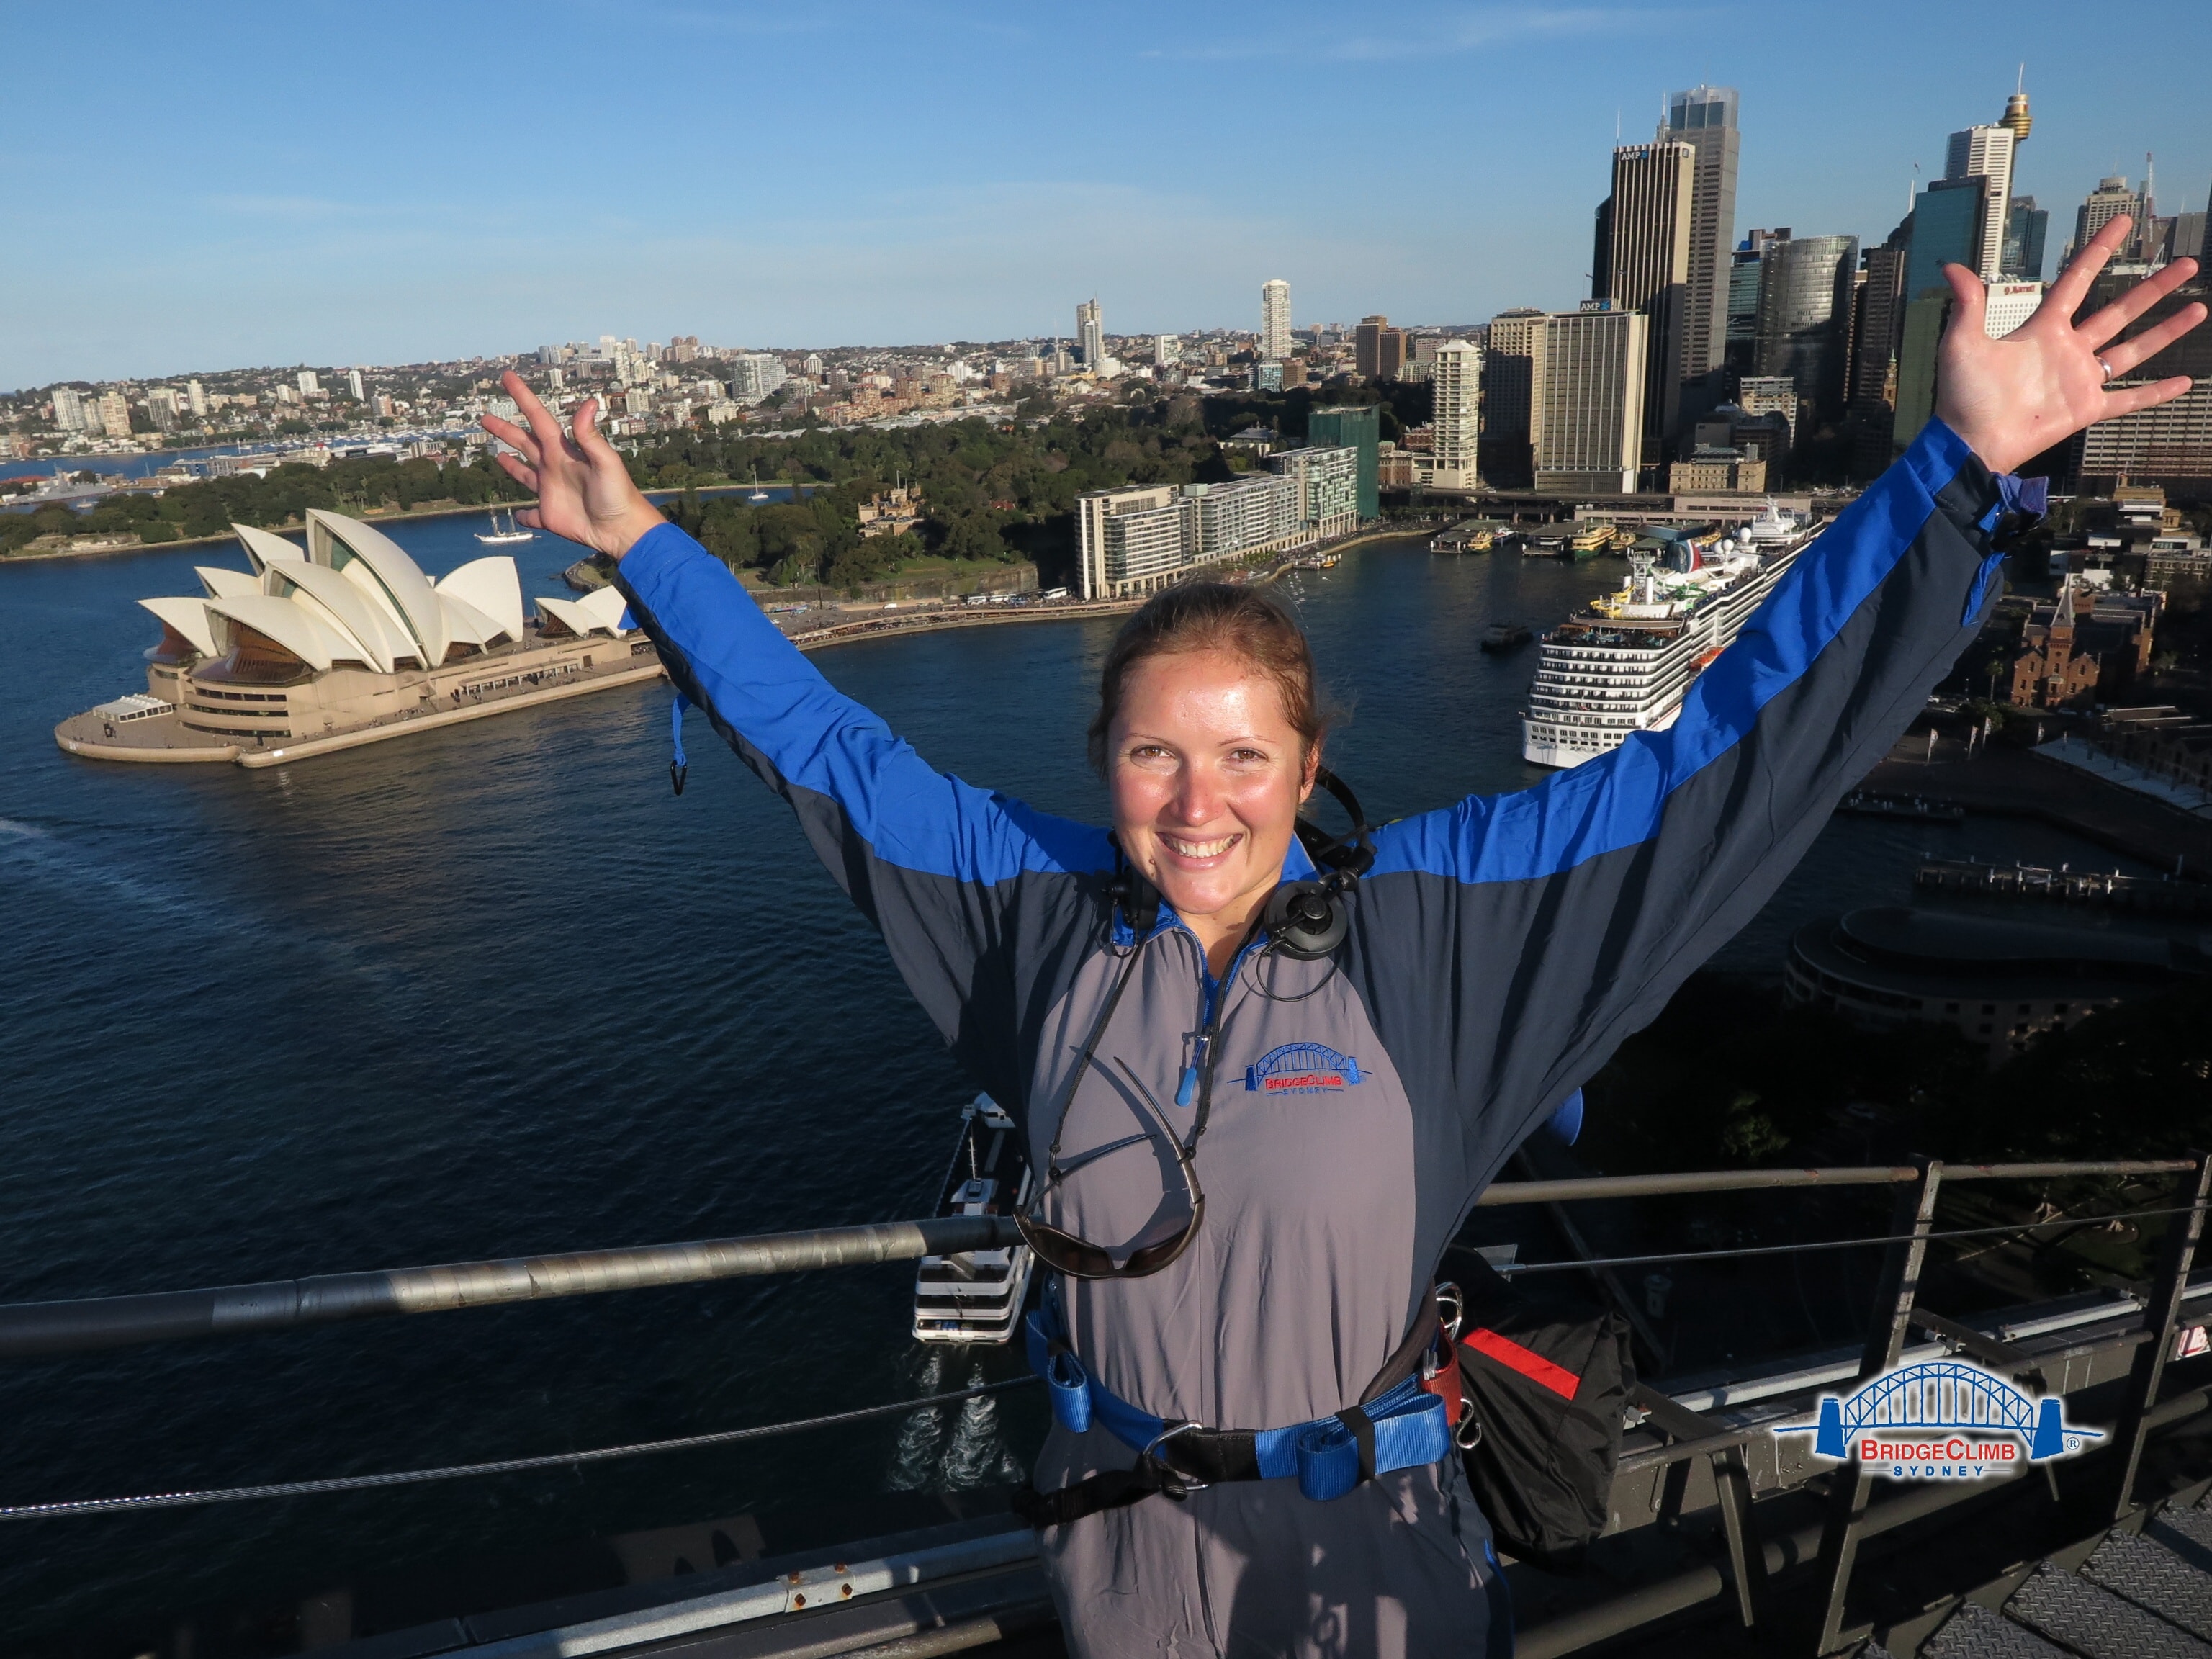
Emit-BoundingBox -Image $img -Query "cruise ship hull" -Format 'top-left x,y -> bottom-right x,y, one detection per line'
1521,521 -> 1815,769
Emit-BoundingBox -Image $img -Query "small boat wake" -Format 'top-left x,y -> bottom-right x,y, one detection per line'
884,1350 -> 1026,1492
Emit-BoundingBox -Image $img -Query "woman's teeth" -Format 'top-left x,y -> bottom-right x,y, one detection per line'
1163,833 -> 1239,858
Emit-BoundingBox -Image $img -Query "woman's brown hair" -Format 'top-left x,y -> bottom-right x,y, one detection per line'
1086,583 -> 1331,775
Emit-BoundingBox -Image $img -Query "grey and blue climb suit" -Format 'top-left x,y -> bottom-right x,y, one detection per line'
615,421 -> 2019,1657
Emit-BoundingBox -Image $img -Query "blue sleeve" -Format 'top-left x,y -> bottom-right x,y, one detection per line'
614,523 -> 1111,1055
1352,419 -> 2011,1186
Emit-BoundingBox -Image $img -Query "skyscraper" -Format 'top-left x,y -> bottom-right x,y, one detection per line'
347,367 -> 366,402
50,386 -> 85,431
2071,178 -> 2141,265
1603,140 -> 1694,458
1354,316 -> 1406,381
1431,341 -> 1483,490
1528,304 -> 1648,495
1076,298 -> 1103,367
297,369 -> 320,396
1754,234 -> 1858,419
2002,198 -> 2049,280
1725,230 -> 1789,376
1663,85 -> 1741,388
185,379 -> 206,418
1260,280 -> 1292,361
1944,123 -> 2015,279
1481,308 -> 1544,488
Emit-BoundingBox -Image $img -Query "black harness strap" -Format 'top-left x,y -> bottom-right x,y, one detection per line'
1012,1285 -> 1444,1529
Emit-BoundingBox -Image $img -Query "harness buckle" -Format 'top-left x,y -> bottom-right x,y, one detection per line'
1142,1421 -> 1211,1500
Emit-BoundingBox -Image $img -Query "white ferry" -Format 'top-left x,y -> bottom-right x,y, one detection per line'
1521,502 -> 1820,768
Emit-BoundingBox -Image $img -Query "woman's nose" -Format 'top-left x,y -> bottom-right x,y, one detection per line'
1171,769 -> 1223,825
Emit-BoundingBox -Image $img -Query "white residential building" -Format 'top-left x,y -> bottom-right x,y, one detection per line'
1075,471 -> 1312,600
1261,280 -> 1292,361
1267,445 -> 1360,539
729,354 -> 788,404
347,367 -> 366,401
1431,341 -> 1483,490
297,370 -> 321,396
186,380 -> 207,418
1945,123 -> 2016,281
50,387 -> 86,431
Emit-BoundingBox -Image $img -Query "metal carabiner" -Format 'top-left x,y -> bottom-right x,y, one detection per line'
1454,1406 -> 1485,1452
1142,1421 -> 1211,1499
1435,1280 -> 1465,1343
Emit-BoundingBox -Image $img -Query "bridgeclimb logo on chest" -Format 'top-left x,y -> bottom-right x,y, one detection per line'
1244,1042 -> 1362,1095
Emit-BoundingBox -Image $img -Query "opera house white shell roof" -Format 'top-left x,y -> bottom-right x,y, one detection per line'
137,509 -> 634,676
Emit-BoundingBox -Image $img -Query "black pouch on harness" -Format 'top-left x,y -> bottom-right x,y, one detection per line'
1450,1257 -> 1633,1573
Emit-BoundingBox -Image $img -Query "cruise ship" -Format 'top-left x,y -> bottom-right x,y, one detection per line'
1521,502 -> 1820,768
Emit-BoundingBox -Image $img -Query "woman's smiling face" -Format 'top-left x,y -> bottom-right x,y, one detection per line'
1107,648 -> 1317,953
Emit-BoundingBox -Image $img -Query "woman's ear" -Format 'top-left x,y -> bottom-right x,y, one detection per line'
1299,744 -> 1323,802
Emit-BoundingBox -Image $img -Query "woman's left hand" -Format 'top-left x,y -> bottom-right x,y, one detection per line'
1936,213 -> 2205,476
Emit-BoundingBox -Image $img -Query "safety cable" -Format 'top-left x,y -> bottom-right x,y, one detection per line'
1466,1197 -> 2212,1278
0,1376 -> 1040,1522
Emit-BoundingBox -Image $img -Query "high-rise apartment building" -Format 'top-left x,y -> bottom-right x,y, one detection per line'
1267,445 -> 1360,540
1153,335 -> 1179,366
1528,303 -> 1648,495
1603,140 -> 1695,459
146,387 -> 181,431
297,370 -> 320,396
1306,405 -> 1381,519
347,367 -> 366,401
729,353 -> 787,404
1260,280 -> 1292,361
1354,315 -> 1407,381
185,379 -> 206,418
50,387 -> 86,431
1663,86 -> 1741,387
97,390 -> 131,438
1755,235 -> 1858,420
1076,299 -> 1104,367
1943,123 -> 2015,279
1431,341 -> 1483,490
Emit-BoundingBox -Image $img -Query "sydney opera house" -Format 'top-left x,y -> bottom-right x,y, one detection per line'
55,509 -> 664,768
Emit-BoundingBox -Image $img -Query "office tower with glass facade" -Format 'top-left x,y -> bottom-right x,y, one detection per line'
1944,124 -> 2015,279
1529,303 -> 1648,495
1260,280 -> 1292,361
2002,197 -> 2049,280
1076,298 -> 1103,367
1604,140 -> 1695,457
1663,85 -> 1741,388
1754,234 -> 1858,419
1431,341 -> 1483,490
1307,405 -> 1381,518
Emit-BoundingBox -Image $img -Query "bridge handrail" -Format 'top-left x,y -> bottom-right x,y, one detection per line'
0,1158 -> 2194,1363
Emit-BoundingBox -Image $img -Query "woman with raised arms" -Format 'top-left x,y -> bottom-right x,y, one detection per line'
485,224 -> 2202,1656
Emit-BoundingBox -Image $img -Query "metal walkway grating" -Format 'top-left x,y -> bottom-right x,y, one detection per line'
2005,1559 -> 2212,1657
2085,1529 -> 2212,1642
1924,1601 -> 2074,1658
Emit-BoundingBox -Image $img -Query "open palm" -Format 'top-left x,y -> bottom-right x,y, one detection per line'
1938,214 -> 2204,476
480,372 -> 666,558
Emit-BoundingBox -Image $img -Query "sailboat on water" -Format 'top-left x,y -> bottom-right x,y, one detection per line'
747,467 -> 770,505
475,508 -> 534,545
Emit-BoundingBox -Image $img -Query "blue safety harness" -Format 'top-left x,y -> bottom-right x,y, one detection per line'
1020,1289 -> 1452,1514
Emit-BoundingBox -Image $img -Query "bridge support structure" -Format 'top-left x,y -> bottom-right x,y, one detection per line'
2109,1149 -> 2212,1522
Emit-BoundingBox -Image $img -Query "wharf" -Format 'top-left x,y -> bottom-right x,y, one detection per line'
1860,732 -> 2212,878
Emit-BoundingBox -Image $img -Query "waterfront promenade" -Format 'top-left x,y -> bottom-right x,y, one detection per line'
1863,732 -> 2212,876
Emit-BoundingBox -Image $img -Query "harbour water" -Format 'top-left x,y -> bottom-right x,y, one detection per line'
0,527 -> 2146,1638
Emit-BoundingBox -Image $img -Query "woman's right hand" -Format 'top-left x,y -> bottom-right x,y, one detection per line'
481,371 -> 667,559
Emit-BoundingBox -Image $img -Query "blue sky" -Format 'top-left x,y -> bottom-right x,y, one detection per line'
4,1 -> 2208,389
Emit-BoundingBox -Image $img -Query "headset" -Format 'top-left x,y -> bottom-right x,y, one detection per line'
1109,768 -> 1374,962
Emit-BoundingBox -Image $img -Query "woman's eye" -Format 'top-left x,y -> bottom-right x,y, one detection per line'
1228,748 -> 1269,765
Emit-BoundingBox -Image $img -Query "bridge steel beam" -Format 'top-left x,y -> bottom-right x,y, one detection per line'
0,1216 -> 1026,1362
2109,1150 -> 2212,1521
1811,1157 -> 1943,1657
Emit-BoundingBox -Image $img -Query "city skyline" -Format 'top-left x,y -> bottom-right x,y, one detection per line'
4,1 -> 2208,389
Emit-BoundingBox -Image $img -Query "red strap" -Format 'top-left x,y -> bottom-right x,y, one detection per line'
1462,1326 -> 1581,1401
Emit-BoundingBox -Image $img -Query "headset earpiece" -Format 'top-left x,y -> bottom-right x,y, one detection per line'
1106,845 -> 1162,941
1262,878 -> 1350,959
